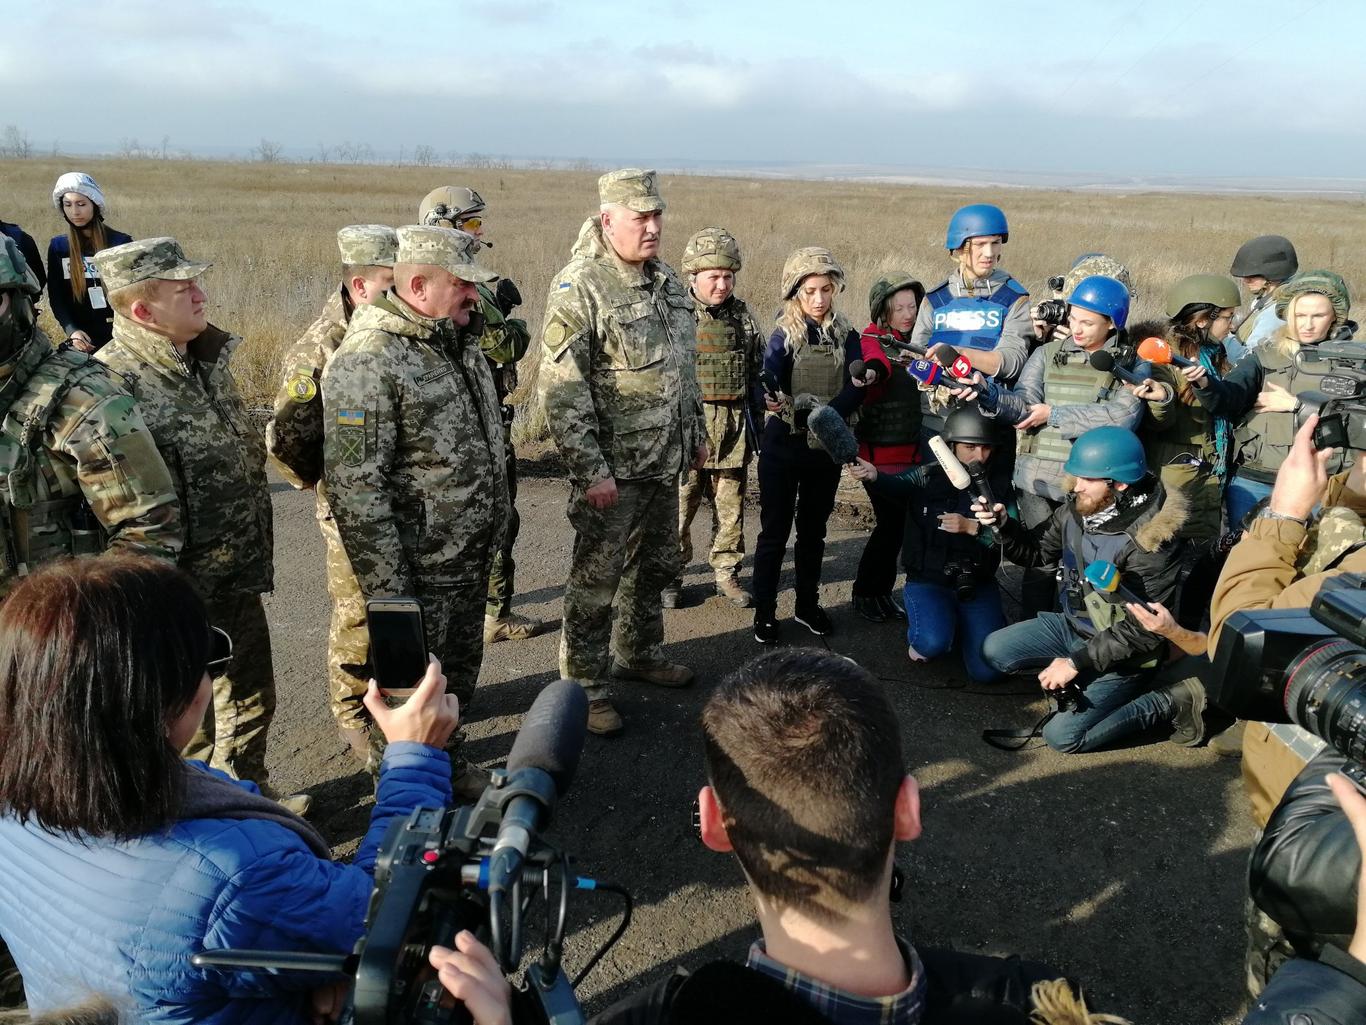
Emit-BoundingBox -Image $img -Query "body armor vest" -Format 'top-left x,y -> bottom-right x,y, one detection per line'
693,305 -> 748,402
1234,346 -> 1338,481
789,336 -> 845,405
0,344 -> 104,581
856,339 -> 921,447
925,278 -> 1027,352
1016,340 -> 1116,463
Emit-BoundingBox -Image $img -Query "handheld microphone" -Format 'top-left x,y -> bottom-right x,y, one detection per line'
849,359 -> 886,385
949,353 -> 973,379
1083,560 -> 1157,615
883,335 -> 928,357
927,435 -> 971,490
759,368 -> 782,400
1136,336 -> 1196,369
1089,349 -> 1147,386
906,359 -> 942,388
808,404 -> 860,465
965,460 -> 996,508
488,679 -> 589,894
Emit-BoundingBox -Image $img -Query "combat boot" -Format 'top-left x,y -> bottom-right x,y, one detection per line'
260,783 -> 313,818
338,723 -> 371,764
452,761 -> 492,803
1208,720 -> 1246,758
484,611 -> 554,644
715,574 -> 752,607
610,658 -> 695,688
1161,676 -> 1208,747
588,698 -> 624,737
660,578 -> 684,609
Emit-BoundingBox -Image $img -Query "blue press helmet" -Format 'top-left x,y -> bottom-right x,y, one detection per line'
1063,426 -> 1148,484
1068,275 -> 1130,330
945,204 -> 1009,250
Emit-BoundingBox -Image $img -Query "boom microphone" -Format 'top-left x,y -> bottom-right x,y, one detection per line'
928,435 -> 971,490
1083,560 -> 1157,615
808,404 -> 860,465
1089,349 -> 1147,386
488,679 -> 589,894
1136,336 -> 1196,369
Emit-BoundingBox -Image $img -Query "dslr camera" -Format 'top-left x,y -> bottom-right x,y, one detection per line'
942,559 -> 978,602
1210,572 -> 1366,765
1293,341 -> 1366,454
1033,275 -> 1069,328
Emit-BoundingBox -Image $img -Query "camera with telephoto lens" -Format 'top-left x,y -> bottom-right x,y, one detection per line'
1292,341 -> 1366,454
1034,298 -> 1069,328
943,559 -> 977,602
1210,572 -> 1366,765
191,682 -> 629,1025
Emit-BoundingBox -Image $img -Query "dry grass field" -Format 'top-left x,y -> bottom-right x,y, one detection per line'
3,156 -> 1363,444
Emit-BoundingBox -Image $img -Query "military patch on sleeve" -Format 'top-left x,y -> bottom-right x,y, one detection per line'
288,371 -> 318,403
557,281 -> 573,290
337,426 -> 366,466
336,408 -> 366,427
545,322 -> 567,347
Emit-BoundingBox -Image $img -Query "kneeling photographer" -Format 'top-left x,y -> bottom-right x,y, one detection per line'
1207,414 -> 1366,994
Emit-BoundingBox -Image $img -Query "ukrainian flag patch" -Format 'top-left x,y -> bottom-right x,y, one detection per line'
337,409 -> 366,426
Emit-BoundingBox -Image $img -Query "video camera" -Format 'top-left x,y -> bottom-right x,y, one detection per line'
1293,341 -> 1366,453
192,681 -> 630,1025
1210,572 -> 1366,765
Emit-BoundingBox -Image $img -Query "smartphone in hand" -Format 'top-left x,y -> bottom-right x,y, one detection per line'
366,597 -> 428,697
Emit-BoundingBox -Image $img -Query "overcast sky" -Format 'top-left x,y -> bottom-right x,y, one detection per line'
4,0 -> 1357,178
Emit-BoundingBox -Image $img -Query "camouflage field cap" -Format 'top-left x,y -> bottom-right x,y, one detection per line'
598,168 -> 666,213
336,224 -> 398,267
681,227 -> 741,273
0,237 -> 40,296
395,225 -> 498,283
94,237 -> 212,294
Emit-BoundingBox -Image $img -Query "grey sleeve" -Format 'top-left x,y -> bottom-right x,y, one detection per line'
1048,384 -> 1145,439
991,347 -> 1046,424
993,296 -> 1034,383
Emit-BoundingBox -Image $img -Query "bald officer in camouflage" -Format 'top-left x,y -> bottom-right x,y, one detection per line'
538,169 -> 707,737
95,238 -> 302,812
266,225 -> 395,761
418,186 -> 550,646
662,227 -> 763,610
322,225 -> 509,799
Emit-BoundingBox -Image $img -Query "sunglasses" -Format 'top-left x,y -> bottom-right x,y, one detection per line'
207,626 -> 233,679
457,216 -> 482,232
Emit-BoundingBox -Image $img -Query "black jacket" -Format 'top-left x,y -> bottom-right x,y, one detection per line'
590,948 -> 1075,1025
1242,951 -> 1366,1024
0,220 -> 45,292
995,482 -> 1187,674
1250,749 -> 1359,957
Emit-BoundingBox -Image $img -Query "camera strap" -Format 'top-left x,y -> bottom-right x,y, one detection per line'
981,708 -> 1059,751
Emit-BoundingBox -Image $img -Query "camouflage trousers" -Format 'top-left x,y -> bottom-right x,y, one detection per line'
486,439 -> 520,618
561,478 -> 680,700
183,590 -> 276,790
321,513 -> 369,731
678,466 -> 746,577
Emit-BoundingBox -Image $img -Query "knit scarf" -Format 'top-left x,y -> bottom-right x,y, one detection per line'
1197,345 -> 1233,482
176,762 -> 330,859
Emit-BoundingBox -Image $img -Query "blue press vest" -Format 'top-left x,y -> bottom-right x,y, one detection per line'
1058,511 -> 1131,637
925,279 -> 1028,352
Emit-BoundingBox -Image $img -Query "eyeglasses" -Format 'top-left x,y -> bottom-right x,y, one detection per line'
457,217 -> 482,233
207,626 -> 233,680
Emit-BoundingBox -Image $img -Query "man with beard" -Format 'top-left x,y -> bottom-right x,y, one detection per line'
973,426 -> 1201,754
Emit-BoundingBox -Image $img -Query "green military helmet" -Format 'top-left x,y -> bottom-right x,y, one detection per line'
0,237 -> 40,296
1273,269 -> 1351,327
1165,274 -> 1242,319
1063,426 -> 1148,484
1063,254 -> 1134,303
941,404 -> 998,446
682,227 -> 742,274
781,246 -> 845,300
868,272 -> 924,323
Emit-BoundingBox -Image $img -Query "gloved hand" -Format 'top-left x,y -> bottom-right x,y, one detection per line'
494,278 -> 522,317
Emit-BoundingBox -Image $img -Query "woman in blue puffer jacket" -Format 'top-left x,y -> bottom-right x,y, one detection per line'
0,555 -> 457,1025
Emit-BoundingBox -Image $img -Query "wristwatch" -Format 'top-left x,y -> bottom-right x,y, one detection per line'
1257,507 -> 1311,529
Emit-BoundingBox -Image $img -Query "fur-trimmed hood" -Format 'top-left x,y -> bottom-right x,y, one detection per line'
1064,477 -> 1190,552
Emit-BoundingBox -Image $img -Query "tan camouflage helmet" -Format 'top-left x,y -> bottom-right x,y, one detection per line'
681,227 -> 742,274
93,237 -> 212,294
395,225 -> 498,283
1274,269 -> 1351,328
781,246 -> 845,299
1063,254 -> 1135,301
598,168 -> 665,213
418,187 -> 485,228
336,224 -> 398,267
0,237 -> 40,296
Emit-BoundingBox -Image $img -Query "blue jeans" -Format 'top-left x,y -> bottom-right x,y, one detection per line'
1226,474 -> 1273,530
981,613 -> 1169,753
902,579 -> 1006,683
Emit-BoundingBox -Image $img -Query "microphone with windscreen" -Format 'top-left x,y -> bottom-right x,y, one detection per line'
488,679 -> 589,894
906,358 -> 943,388
1089,349 -> 1148,386
928,435 -> 971,490
1083,560 -> 1157,615
808,404 -> 860,464
1136,336 -> 1196,369
849,359 -> 887,385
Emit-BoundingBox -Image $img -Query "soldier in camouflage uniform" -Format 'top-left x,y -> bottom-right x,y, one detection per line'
0,236 -> 183,1013
93,238 -> 301,812
418,186 -> 551,646
322,225 -> 509,798
265,225 -> 396,761
538,169 -> 707,737
661,227 -> 762,610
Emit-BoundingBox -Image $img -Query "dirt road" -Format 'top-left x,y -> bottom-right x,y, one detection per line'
263,463 -> 1255,1024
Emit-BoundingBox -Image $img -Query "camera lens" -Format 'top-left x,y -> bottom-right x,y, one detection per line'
1283,638 -> 1366,764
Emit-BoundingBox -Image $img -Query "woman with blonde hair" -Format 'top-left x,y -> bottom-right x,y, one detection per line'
751,247 -> 865,643
1191,270 -> 1358,527
45,172 -> 132,352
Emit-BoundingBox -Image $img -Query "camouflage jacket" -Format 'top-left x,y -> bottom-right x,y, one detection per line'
476,282 -> 530,406
693,291 -> 763,469
538,216 -> 704,485
266,285 -> 352,495
0,326 -> 181,592
99,319 -> 273,598
321,291 -> 509,596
